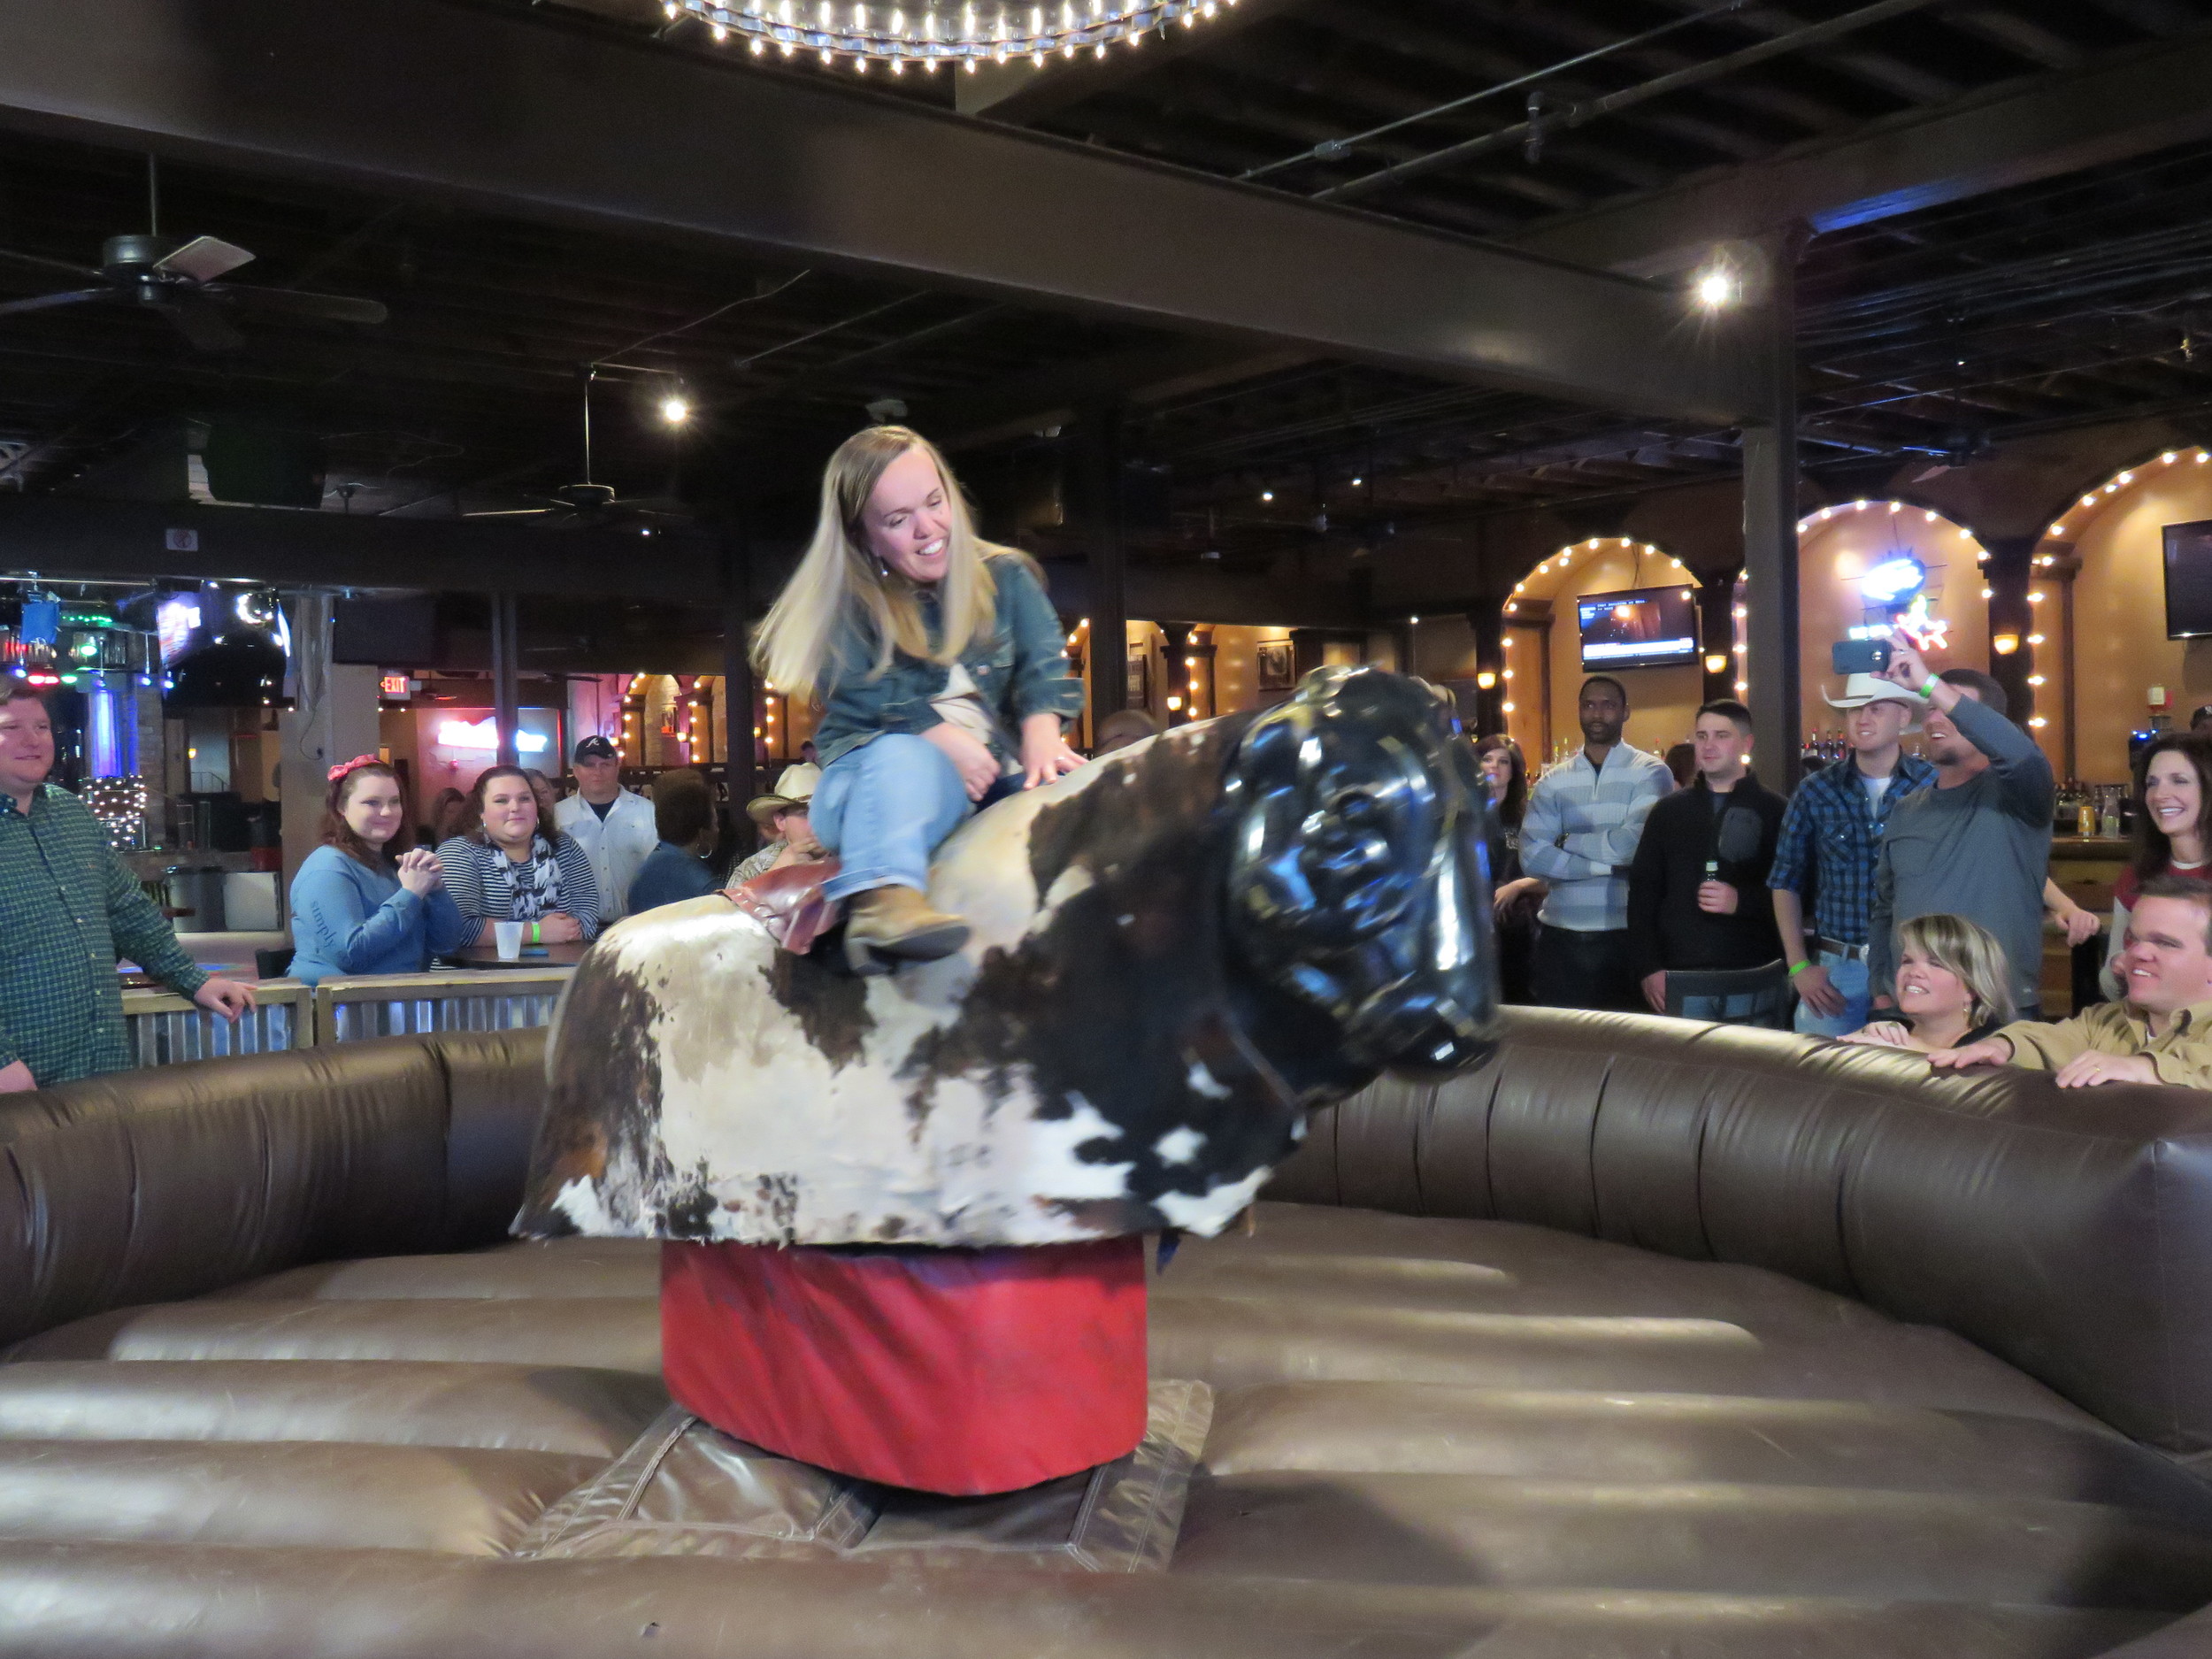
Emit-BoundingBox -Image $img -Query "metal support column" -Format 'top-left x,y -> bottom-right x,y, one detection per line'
722,528 -> 759,849
1079,408 -> 1128,732
1468,607 -> 1505,735
1983,534 -> 2037,729
1741,234 -> 1803,787
489,592 -> 519,769
1696,575 -> 1740,708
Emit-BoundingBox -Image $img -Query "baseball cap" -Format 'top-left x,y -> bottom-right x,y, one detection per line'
573,734 -> 619,762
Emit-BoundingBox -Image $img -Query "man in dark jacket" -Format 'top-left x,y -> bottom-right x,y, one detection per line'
1628,699 -> 1786,1018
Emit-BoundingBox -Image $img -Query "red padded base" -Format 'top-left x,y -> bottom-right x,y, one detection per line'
660,1237 -> 1148,1496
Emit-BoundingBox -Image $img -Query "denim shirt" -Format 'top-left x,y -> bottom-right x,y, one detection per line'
812,554 -> 1083,768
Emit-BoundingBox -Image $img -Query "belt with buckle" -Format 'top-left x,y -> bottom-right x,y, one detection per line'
1809,936 -> 1870,963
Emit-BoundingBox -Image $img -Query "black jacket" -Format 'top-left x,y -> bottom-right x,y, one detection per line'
1626,772 -> 1786,983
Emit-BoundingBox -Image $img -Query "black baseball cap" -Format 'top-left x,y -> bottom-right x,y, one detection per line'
573,734 -> 618,762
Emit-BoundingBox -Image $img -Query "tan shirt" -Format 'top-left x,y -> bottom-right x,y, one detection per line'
1999,999 -> 2212,1089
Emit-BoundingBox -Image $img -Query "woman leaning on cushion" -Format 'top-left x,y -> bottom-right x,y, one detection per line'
1842,911 -> 2014,1056
288,756 -> 467,987
434,764 -> 602,947
754,424 -> 1084,973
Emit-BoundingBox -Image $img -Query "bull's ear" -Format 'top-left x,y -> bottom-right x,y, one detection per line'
1223,697 -> 1307,802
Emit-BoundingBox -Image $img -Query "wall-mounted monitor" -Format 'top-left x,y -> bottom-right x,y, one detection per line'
1578,586 -> 1699,671
2164,519 -> 2212,639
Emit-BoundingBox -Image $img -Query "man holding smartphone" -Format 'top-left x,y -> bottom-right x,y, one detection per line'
1768,671 -> 1935,1035
1869,638 -> 2055,1022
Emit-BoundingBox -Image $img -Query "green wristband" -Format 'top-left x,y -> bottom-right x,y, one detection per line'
1787,959 -> 1809,978
1915,680 -> 1936,701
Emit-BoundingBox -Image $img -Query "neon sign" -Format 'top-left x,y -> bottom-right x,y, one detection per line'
1860,556 -> 1926,605
435,718 -> 548,754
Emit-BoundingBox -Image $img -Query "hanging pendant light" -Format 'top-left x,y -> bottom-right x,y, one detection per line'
678,0 -> 1233,73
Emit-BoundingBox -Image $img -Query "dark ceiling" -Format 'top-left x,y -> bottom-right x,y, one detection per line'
4,0 -> 2212,580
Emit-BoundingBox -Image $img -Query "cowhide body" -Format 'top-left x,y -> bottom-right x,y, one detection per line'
514,666 -> 1499,1248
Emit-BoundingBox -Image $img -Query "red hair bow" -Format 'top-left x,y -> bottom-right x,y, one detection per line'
326,754 -> 381,783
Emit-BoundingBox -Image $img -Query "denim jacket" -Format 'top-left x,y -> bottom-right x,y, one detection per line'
813,554 -> 1083,768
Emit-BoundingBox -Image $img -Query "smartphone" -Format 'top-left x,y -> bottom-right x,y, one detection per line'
1832,638 -> 1893,675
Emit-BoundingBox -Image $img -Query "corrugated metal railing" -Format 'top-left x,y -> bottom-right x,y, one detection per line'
120,967 -> 572,1065
314,970 -> 571,1044
122,981 -> 313,1068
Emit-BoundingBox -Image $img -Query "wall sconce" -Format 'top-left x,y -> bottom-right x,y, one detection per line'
1476,670 -> 1497,690
1992,634 -> 2021,656
1704,653 -> 1729,675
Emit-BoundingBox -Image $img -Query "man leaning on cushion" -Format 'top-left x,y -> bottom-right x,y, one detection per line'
1931,874 -> 2212,1089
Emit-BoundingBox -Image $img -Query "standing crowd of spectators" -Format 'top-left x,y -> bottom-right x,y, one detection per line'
1486,632 -> 2212,1090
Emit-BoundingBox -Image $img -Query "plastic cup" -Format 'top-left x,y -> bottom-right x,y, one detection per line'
493,920 -> 525,962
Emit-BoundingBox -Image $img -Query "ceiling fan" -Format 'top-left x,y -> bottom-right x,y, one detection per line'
0,157 -> 388,352
465,366 -> 692,531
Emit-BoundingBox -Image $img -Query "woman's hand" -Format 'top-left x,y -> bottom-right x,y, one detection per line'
924,724 -> 1001,803
1019,712 -> 1084,791
537,911 -> 585,944
1841,1021 -> 1913,1048
397,847 -> 442,898
1493,876 -> 1539,917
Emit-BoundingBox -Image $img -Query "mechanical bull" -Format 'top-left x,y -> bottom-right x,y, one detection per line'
514,665 -> 1501,1250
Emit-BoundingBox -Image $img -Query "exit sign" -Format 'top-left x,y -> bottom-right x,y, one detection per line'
379,673 -> 411,697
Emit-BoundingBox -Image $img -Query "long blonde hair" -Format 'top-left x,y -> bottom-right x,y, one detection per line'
1895,911 -> 2016,1029
756,426 -> 1004,700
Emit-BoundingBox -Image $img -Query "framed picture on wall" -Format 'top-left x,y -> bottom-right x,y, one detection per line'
1256,641 -> 1295,690
1126,649 -> 1150,707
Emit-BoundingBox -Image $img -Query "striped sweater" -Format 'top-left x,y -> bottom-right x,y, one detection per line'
434,833 -> 603,943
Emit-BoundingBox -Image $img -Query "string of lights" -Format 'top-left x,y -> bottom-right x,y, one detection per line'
670,0 -> 1237,72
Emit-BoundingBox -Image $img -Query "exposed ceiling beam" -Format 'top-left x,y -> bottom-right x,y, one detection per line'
953,0 -> 1307,123
0,0 -> 1766,425
923,338 -> 1316,450
1518,28 -> 2212,274
0,495 -> 725,599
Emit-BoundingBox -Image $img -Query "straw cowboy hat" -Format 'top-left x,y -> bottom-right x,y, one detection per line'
746,763 -> 821,830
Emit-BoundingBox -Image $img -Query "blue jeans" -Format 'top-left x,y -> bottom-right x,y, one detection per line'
810,734 -> 974,902
1793,947 -> 1872,1037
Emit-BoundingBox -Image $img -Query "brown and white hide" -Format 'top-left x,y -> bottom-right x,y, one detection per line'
513,665 -> 1499,1248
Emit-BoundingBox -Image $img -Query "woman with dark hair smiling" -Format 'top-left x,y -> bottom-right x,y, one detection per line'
2103,733 -> 2212,1000
435,764 -> 602,947
288,756 -> 466,986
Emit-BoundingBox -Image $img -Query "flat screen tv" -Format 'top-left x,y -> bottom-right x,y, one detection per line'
1578,586 -> 1699,671
2164,519 -> 2212,639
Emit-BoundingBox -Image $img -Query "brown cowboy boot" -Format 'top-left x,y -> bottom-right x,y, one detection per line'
843,885 -> 971,975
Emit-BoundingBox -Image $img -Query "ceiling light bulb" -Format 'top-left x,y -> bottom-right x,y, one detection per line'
1691,264 -> 1740,311
660,395 -> 691,426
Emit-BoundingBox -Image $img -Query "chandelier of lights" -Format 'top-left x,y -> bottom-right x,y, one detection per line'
667,0 -> 1240,73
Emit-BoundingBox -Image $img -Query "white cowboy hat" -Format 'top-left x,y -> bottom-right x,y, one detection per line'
1821,673 -> 1923,726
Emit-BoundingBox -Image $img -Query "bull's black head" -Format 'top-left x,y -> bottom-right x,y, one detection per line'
1222,665 -> 1501,1087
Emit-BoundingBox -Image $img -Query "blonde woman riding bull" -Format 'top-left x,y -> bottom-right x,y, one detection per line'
518,425 -> 1502,1498
755,424 -> 1086,972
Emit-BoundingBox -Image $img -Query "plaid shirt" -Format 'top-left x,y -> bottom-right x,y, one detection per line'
1766,753 -> 1937,946
1520,742 -> 1675,933
0,784 -> 207,1086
